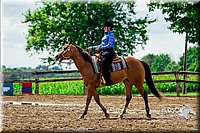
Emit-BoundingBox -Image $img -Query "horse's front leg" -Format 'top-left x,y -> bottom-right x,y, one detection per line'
79,87 -> 93,119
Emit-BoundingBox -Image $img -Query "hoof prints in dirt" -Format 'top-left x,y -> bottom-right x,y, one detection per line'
2,95 -> 199,132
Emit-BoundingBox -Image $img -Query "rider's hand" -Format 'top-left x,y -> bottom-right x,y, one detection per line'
95,48 -> 100,52
87,47 -> 92,53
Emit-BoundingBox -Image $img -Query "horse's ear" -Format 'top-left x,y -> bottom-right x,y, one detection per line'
68,39 -> 72,45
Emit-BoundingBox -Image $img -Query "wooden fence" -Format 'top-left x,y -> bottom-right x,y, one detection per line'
2,70 -> 200,96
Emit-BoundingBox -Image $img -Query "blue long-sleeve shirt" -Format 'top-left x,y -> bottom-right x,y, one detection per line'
92,30 -> 115,50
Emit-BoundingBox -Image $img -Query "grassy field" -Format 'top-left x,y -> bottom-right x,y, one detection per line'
11,75 -> 199,96
3,73 -> 197,96
161,92 -> 199,96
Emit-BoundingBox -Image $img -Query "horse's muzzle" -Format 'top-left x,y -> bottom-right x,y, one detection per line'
55,54 -> 63,62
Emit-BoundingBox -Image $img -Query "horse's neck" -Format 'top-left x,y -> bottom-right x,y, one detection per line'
72,54 -> 93,76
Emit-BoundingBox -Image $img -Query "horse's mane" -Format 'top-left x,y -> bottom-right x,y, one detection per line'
75,46 -> 94,67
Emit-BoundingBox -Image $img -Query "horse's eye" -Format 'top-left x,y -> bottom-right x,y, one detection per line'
63,45 -> 68,50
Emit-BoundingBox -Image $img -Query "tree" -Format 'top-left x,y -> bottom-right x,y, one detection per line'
22,0 -> 155,63
148,1 -> 200,44
148,1 -> 200,71
178,46 -> 199,72
36,65 -> 49,71
1,65 -> 6,71
164,61 -> 179,71
148,1 -> 200,93
141,53 -> 157,68
151,54 -> 172,72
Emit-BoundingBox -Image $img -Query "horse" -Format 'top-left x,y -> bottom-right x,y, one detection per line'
178,106 -> 196,119
55,41 -> 163,119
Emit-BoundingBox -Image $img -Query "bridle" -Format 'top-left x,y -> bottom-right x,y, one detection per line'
56,43 -> 87,63
57,44 -> 73,62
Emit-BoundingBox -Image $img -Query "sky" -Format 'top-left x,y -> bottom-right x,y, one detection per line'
1,0 -> 196,68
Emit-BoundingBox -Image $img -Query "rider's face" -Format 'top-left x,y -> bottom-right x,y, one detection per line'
104,26 -> 110,32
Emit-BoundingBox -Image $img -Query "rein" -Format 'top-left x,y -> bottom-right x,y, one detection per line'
59,44 -> 95,73
60,45 -> 85,60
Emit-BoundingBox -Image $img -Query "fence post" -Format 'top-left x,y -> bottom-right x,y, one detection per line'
175,71 -> 180,97
34,71 -> 39,94
183,73 -> 187,94
183,33 -> 188,94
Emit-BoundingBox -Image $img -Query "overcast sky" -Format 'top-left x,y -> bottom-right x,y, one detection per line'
1,0 -> 196,68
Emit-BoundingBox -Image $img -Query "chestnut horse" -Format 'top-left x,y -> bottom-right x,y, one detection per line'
55,42 -> 162,119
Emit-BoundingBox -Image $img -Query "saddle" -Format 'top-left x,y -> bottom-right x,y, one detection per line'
91,53 -> 127,74
112,54 -> 123,63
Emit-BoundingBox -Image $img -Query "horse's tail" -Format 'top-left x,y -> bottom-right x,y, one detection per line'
140,61 -> 163,101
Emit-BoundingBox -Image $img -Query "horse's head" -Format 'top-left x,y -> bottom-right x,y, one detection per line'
55,40 -> 76,62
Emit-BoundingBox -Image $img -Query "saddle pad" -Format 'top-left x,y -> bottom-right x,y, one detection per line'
111,57 -> 127,72
91,56 -> 101,74
91,56 -> 127,74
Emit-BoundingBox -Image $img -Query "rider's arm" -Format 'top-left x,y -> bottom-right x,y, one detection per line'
98,33 -> 114,50
92,31 -> 114,50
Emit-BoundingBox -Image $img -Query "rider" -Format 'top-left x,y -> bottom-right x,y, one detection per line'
88,21 -> 115,85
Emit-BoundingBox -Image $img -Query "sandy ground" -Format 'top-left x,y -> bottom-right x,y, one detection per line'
1,95 -> 199,132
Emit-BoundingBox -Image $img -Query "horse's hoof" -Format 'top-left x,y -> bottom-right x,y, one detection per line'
147,114 -> 151,118
78,115 -> 84,119
105,114 -> 110,118
118,114 -> 123,119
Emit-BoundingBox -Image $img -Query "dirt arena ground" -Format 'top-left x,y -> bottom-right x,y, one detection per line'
1,95 -> 199,132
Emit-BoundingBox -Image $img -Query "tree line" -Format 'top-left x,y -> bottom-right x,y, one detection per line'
142,46 -> 199,72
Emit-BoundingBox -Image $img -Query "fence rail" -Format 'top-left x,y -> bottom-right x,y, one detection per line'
2,70 -> 200,96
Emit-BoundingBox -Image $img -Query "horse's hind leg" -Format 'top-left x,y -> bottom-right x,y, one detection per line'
93,88 -> 109,118
119,79 -> 133,119
136,85 -> 151,118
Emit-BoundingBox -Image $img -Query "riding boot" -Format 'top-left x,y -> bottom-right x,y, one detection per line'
102,62 -> 112,86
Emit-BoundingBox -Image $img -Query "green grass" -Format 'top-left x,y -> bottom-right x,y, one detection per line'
13,81 -> 84,95
9,74 -> 199,96
11,81 -> 199,97
162,92 -> 199,97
